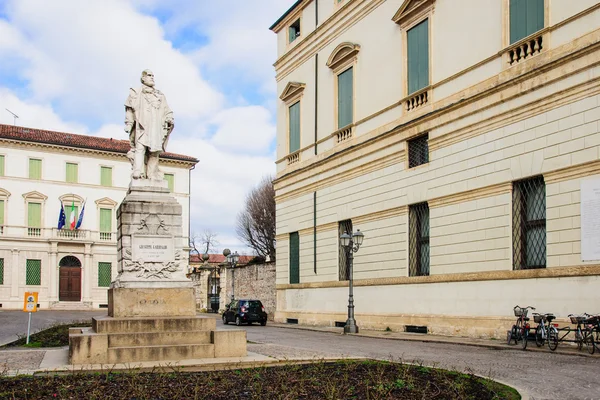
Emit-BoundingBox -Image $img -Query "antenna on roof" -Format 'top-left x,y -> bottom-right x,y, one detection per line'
5,109 -> 19,126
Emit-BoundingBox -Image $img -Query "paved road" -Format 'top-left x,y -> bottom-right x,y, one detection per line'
220,323 -> 600,400
0,310 -> 105,346
2,311 -> 599,399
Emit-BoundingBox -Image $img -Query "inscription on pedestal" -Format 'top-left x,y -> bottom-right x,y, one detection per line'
132,235 -> 174,262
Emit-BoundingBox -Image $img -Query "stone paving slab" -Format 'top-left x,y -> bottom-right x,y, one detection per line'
0,349 -> 46,373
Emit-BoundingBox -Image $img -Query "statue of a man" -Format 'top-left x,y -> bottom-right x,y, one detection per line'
124,70 -> 174,180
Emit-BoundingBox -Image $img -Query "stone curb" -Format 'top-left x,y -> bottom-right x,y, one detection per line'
268,323 -> 598,358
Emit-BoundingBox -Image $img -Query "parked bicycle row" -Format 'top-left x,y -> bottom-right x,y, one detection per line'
507,305 -> 600,354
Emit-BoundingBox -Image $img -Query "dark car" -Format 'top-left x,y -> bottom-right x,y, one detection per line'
222,299 -> 268,326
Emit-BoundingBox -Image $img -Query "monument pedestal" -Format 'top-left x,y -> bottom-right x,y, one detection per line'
69,180 -> 246,365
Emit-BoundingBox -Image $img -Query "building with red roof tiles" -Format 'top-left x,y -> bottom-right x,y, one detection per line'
0,124 -> 198,310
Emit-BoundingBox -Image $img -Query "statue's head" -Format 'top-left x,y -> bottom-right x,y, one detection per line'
141,69 -> 155,87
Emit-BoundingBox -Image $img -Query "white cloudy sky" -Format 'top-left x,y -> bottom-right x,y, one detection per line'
0,0 -> 294,254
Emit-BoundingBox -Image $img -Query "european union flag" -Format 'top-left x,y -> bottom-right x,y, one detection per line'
57,203 -> 66,229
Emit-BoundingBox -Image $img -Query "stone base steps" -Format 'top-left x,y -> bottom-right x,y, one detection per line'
50,302 -> 93,311
93,316 -> 216,333
107,331 -> 212,347
107,344 -> 215,363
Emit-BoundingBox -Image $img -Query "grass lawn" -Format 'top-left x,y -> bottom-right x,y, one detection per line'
0,360 -> 520,399
1,322 -> 90,348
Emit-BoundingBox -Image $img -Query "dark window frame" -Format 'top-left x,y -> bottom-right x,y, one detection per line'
338,219 -> 353,281
513,176 -> 546,270
409,203 -> 430,277
408,134 -> 429,168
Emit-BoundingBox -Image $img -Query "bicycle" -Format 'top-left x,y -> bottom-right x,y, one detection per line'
533,312 -> 559,351
585,313 -> 599,354
569,313 -> 595,355
507,305 -> 535,350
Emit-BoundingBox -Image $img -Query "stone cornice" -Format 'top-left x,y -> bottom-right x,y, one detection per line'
276,265 -> 600,290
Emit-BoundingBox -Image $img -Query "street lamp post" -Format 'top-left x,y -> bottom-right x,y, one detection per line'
340,229 -> 364,334
222,248 -> 240,302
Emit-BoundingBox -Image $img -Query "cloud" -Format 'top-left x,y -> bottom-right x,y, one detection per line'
0,0 -> 289,252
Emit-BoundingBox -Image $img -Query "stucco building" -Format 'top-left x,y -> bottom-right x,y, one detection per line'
271,0 -> 600,337
0,124 -> 197,310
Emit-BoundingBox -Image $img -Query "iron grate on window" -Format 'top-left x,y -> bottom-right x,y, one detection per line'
513,176 -> 546,270
0,258 -> 3,285
98,262 -> 112,287
409,203 -> 430,276
26,259 -> 41,285
338,219 -> 353,281
408,134 -> 429,168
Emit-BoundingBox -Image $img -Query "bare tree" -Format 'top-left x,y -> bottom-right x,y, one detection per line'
189,230 -> 219,256
236,175 -> 276,261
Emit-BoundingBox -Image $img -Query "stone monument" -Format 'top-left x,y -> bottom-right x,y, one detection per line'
69,70 -> 246,364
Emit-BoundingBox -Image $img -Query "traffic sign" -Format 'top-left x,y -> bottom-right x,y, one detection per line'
23,292 -> 38,312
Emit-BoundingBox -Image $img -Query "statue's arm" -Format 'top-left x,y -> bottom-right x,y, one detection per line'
124,88 -> 137,136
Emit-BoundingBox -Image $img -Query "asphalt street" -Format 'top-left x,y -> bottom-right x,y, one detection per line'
1,311 -> 599,399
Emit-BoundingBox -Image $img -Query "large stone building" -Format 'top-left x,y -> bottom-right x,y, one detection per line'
271,0 -> 600,337
0,124 -> 197,310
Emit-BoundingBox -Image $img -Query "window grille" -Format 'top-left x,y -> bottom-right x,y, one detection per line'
513,176 -> 546,270
408,134 -> 429,168
409,203 -> 430,276
0,258 -> 4,285
338,219 -> 352,280
26,259 -> 41,285
98,262 -> 112,287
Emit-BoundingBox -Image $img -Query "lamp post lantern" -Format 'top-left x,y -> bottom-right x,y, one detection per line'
223,248 -> 240,301
340,229 -> 364,334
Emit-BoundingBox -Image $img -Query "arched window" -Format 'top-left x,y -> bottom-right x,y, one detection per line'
59,255 -> 82,268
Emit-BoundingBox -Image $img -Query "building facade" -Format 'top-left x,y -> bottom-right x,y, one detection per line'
271,0 -> 600,337
0,124 -> 197,310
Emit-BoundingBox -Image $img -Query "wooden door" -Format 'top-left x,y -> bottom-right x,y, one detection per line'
59,267 -> 81,301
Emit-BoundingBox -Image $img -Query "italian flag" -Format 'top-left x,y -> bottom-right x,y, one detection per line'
69,201 -> 76,230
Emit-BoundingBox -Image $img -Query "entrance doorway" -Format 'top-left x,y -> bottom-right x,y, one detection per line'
59,255 -> 82,301
207,270 -> 220,313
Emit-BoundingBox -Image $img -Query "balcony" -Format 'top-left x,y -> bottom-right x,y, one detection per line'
0,225 -> 117,243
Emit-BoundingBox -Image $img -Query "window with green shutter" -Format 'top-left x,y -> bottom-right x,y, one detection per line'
289,232 -> 300,284
0,199 -> 4,227
66,163 -> 78,183
407,19 -> 429,95
28,202 -> 41,227
337,67 -> 353,129
289,101 -> 300,153
164,173 -> 174,192
26,259 -> 41,285
29,158 -> 42,180
0,258 -> 4,285
510,0 -> 544,44
100,166 -> 112,187
0,155 -> 4,176
100,208 -> 112,232
98,262 -> 112,287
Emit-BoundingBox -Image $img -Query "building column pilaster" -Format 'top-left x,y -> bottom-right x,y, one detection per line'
10,248 -> 20,300
83,243 -> 92,303
48,243 -> 58,302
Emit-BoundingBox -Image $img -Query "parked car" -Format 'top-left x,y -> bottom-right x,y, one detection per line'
222,299 -> 268,326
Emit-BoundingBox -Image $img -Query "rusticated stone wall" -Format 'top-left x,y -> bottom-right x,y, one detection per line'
189,262 -> 276,320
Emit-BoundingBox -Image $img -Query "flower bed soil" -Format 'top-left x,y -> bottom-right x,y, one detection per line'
0,360 -> 519,399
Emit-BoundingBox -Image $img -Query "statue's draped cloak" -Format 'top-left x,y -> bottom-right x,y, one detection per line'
125,87 -> 173,152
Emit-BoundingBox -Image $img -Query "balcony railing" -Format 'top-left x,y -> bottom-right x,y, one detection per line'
56,229 -> 88,239
405,88 -> 429,112
287,151 -> 300,165
507,33 -> 544,65
333,124 -> 354,144
0,225 -> 117,243
100,232 -> 112,241
28,227 -> 42,237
